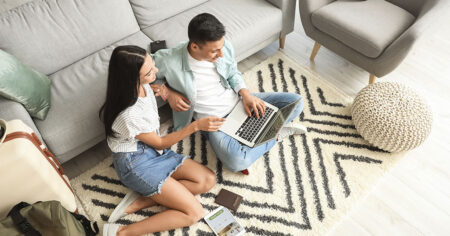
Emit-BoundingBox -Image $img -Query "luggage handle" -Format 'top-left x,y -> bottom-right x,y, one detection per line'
31,133 -> 64,174
4,132 -> 64,174
3,131 -> 75,195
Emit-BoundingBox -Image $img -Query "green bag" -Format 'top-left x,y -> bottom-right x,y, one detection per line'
0,201 -> 99,236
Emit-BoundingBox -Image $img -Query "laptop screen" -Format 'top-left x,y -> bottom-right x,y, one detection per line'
280,99 -> 299,121
258,113 -> 284,143
257,99 -> 300,144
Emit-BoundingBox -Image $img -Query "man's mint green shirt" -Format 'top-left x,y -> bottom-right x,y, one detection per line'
153,40 -> 247,131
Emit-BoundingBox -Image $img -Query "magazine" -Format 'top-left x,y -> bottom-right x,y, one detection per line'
204,206 -> 245,236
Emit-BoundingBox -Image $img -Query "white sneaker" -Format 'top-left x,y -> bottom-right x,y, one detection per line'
108,191 -> 140,223
103,223 -> 120,236
277,122 -> 307,142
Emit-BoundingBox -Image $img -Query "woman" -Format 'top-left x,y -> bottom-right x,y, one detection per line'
99,45 -> 224,236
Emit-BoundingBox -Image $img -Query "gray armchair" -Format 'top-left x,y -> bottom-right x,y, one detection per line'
299,0 -> 446,84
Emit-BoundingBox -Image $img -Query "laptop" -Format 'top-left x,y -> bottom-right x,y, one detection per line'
220,99 -> 300,147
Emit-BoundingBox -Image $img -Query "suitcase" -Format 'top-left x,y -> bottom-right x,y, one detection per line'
0,119 -> 77,219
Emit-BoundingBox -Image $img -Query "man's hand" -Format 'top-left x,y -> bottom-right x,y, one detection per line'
239,89 -> 265,118
155,85 -> 191,112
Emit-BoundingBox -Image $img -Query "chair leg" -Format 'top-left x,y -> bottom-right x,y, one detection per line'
369,74 -> 376,84
310,42 -> 321,61
279,36 -> 286,49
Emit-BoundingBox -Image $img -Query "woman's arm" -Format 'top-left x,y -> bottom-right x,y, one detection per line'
136,117 -> 225,150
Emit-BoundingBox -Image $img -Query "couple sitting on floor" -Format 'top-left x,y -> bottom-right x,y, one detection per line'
100,13 -> 306,236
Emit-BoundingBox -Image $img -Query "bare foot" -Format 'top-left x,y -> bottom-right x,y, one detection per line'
124,196 -> 157,214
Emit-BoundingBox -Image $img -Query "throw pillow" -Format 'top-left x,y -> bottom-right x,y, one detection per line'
0,50 -> 51,120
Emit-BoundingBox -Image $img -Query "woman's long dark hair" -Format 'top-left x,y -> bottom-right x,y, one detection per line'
99,45 -> 147,137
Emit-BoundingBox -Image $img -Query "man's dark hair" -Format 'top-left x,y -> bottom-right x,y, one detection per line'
188,13 -> 225,46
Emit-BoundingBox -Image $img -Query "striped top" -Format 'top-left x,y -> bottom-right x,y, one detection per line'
107,84 -> 160,153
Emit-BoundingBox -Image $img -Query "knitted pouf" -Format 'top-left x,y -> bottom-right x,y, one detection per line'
351,82 -> 432,152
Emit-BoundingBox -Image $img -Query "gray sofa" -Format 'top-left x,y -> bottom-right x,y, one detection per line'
0,0 -> 295,163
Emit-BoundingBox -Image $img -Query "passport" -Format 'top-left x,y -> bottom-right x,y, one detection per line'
214,188 -> 243,211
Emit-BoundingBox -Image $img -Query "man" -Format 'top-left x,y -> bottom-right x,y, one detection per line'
152,13 -> 306,174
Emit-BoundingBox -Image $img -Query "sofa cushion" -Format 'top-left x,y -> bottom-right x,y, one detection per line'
0,0 -> 33,13
311,0 -> 415,58
0,50 -> 51,120
142,0 -> 282,59
0,0 -> 140,75
129,0 -> 209,29
34,31 -> 153,162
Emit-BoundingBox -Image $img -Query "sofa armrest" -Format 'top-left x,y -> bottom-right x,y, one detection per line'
0,97 -> 44,143
266,0 -> 297,37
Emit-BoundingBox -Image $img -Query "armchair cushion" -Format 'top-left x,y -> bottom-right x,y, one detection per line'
311,0 -> 415,58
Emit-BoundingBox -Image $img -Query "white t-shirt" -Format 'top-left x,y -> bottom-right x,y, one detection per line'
107,84 -> 161,153
188,53 -> 239,120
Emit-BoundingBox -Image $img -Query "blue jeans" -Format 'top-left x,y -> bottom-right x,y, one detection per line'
204,92 -> 304,172
112,142 -> 188,196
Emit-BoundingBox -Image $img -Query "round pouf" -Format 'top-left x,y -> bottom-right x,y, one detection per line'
351,82 -> 432,152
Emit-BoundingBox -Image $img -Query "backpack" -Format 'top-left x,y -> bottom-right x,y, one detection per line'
0,201 -> 99,236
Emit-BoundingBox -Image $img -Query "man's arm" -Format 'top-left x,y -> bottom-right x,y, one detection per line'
152,50 -> 168,84
224,41 -> 266,118
151,51 -> 191,112
224,40 -> 247,94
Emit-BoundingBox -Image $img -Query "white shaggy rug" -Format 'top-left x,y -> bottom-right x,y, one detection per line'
71,52 -> 405,235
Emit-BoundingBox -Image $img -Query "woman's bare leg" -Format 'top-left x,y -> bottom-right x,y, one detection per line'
117,177 -> 204,236
171,158 -> 216,194
123,159 -> 216,214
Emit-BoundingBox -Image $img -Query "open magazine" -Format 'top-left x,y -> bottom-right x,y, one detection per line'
204,206 -> 245,236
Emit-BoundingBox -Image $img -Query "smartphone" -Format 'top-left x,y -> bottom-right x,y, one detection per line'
150,40 -> 167,54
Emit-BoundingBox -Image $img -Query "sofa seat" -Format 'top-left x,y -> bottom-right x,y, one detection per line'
142,0 -> 282,59
33,31 -> 153,162
311,0 -> 415,58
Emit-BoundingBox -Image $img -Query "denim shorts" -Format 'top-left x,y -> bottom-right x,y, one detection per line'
112,142 -> 188,196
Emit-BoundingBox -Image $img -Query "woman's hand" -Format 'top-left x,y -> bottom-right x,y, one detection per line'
152,85 -> 191,112
150,83 -> 169,100
137,118 -> 224,150
195,117 -> 225,132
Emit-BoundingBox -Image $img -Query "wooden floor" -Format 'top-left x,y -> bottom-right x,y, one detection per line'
62,8 -> 450,236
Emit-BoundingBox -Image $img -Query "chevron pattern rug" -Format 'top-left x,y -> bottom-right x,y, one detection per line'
71,52 -> 405,235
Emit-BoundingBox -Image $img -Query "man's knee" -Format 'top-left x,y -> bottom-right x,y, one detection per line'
222,154 -> 253,172
289,93 -> 302,103
296,95 -> 304,111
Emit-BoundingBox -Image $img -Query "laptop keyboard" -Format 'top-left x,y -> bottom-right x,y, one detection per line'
235,107 -> 275,142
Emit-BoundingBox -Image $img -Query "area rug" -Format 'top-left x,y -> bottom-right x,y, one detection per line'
71,51 -> 405,235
